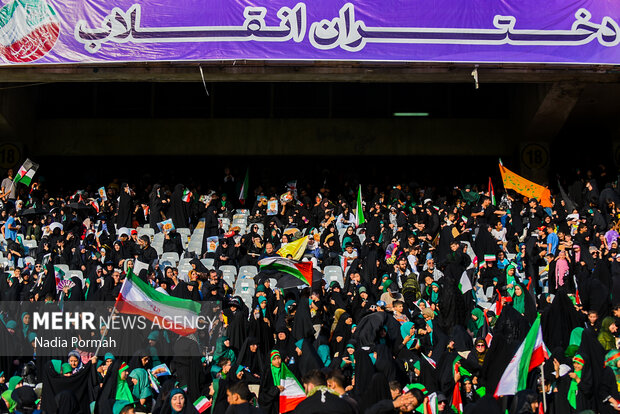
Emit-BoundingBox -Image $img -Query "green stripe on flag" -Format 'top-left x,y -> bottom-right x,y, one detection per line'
517,314 -> 541,390
261,262 -> 309,284
125,269 -> 201,313
356,184 -> 365,226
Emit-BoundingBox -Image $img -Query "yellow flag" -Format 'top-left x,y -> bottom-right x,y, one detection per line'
499,163 -> 552,208
277,236 -> 309,261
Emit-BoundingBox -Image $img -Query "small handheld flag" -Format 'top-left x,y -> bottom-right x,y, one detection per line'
14,158 -> 39,187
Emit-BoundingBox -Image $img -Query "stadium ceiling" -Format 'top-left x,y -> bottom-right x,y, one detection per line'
1,61 -> 620,83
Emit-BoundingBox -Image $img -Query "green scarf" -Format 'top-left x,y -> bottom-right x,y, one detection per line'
115,369 -> 134,403
568,367 -> 582,409
21,312 -> 30,339
270,351 -> 283,387
599,317 -> 617,351
605,350 -> 620,392
1,376 -> 22,413
512,288 -> 525,315
129,368 -> 152,400
468,308 -> 484,337
381,277 -> 393,292
430,283 -> 439,303
460,189 -> 480,205
565,328 -> 583,357
213,337 -> 236,364
505,269 -> 516,297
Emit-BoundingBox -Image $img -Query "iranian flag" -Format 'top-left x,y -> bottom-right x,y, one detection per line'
495,314 -> 549,397
14,158 -> 39,187
451,381 -> 463,414
193,396 -> 211,413
488,177 -> 496,206
239,169 -> 249,205
116,269 -> 202,336
356,184 -> 365,226
53,265 -> 65,286
258,256 -> 312,286
458,271 -> 472,294
182,189 -> 192,203
279,364 -> 305,413
0,0 -> 59,63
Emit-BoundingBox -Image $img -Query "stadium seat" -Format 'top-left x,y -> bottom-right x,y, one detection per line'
201,258 -> 215,269
23,239 -> 37,249
55,264 -> 70,277
323,266 -> 344,286
160,252 -> 180,266
358,233 -> 366,245
218,218 -> 230,231
485,287 -> 494,299
187,243 -> 202,256
178,265 -> 193,282
179,258 -> 193,268
238,266 -> 258,279
66,270 -> 84,287
220,265 -> 237,277
238,293 -> 253,309
235,280 -> 255,295
138,227 -> 155,242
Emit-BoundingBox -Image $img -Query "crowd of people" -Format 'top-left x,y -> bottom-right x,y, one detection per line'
0,166 -> 620,414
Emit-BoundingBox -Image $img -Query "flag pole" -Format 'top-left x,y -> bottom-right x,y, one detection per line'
93,277 -> 126,357
540,363 -> 546,412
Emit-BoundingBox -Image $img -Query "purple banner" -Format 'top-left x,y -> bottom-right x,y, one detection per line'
1,0 -> 620,65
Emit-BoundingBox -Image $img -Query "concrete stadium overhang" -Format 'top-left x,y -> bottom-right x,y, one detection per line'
0,61 -> 619,83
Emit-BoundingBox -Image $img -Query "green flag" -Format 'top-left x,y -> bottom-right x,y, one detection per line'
356,184 -> 365,226
239,169 -> 249,205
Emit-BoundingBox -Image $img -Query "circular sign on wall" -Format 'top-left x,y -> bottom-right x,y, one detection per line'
520,143 -> 549,170
0,143 -> 21,169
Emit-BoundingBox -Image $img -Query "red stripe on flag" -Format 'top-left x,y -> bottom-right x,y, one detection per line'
295,262 -> 314,285
116,299 -> 197,336
279,396 -> 305,413
528,345 -> 548,372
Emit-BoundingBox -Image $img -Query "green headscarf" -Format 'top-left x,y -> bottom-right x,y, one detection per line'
565,327 -> 583,358
381,277 -> 393,292
1,376 -> 22,412
468,308 -> 485,337
568,354 -> 584,409
270,350 -> 283,387
400,322 -> 415,349
317,345 -> 331,367
460,189 -> 480,205
50,360 -> 63,374
129,368 -> 152,400
605,350 -> 620,391
213,336 -> 236,364
512,285 -> 525,315
599,317 -> 617,351
258,296 -> 267,317
505,265 -> 516,297
430,282 -> 440,303
21,312 -> 30,339
61,363 -> 72,374
112,401 -> 134,414
115,364 -> 134,403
